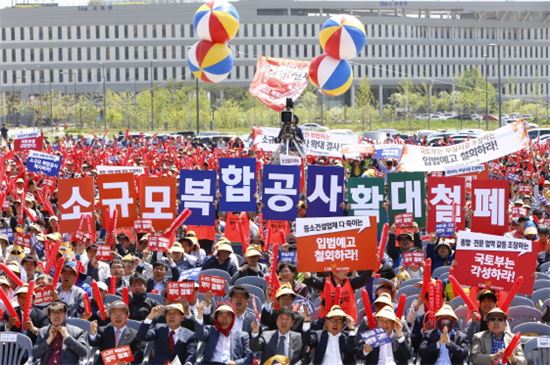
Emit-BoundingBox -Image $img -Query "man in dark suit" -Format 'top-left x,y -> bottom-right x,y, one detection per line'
128,273 -> 160,320
137,303 -> 197,365
419,304 -> 470,365
89,301 -> 143,365
195,303 -> 252,365
146,259 -> 180,296
32,301 -> 88,364
229,285 -> 257,333
251,308 -> 303,365
56,261 -> 86,318
359,306 -> 412,365
306,305 -> 357,365
261,284 -> 304,333
1,284 -> 48,344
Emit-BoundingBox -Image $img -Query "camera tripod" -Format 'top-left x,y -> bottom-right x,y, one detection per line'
272,131 -> 306,164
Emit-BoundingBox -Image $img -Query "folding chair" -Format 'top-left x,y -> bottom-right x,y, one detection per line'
104,294 -> 123,305
432,266 -> 451,279
450,296 -> 465,309
507,305 -> 542,330
510,296 -> 535,308
234,276 -> 267,293
524,337 -> 550,365
438,272 -> 449,282
146,292 -> 165,304
536,272 -> 550,280
240,283 -> 266,303
0,332 -> 33,365
539,261 -> 550,273
512,322 -> 550,336
401,278 -> 422,287
454,305 -> 469,332
67,318 -> 91,334
533,288 -> 550,308
534,279 -> 550,291
126,319 -> 142,332
397,284 -> 421,298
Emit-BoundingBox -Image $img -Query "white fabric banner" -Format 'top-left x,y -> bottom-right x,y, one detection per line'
96,165 -> 145,175
397,122 -> 530,172
252,127 -> 359,157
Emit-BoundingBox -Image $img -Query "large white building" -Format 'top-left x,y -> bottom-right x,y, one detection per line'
0,0 -> 549,112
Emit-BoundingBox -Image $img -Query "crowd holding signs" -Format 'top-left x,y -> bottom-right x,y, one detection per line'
0,119 -> 548,365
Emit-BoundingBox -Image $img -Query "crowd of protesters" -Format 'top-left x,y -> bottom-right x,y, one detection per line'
0,129 -> 549,365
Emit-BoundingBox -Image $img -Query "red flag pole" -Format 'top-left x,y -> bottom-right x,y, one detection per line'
0,263 -> 24,287
361,289 -> 376,328
22,281 -> 35,330
163,208 -> 192,239
377,223 -> 389,265
91,281 -> 108,321
395,294 -> 407,319
83,293 -> 92,317
51,257 -> 65,285
499,332 -> 522,365
0,288 -> 20,328
500,276 -> 525,312
448,275 -> 478,313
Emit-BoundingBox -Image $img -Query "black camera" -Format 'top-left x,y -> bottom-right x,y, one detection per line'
281,98 -> 294,123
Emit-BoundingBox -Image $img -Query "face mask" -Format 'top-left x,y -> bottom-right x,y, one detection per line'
438,319 -> 452,331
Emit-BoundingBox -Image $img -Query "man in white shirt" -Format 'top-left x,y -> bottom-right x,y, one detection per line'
250,307 -> 303,364
360,306 -> 412,365
306,305 -> 356,365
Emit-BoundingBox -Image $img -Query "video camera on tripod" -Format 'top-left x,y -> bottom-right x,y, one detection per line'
277,98 -> 303,144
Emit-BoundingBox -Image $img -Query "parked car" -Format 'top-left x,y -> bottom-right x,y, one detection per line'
301,123 -> 329,132
528,128 -> 550,140
330,129 -> 356,136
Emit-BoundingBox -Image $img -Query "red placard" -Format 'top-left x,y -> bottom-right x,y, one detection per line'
471,179 -> 510,235
510,207 -> 527,219
33,285 -> 55,305
95,245 -> 113,262
147,233 -> 170,252
452,231 -> 537,294
97,173 -> 137,228
166,281 -> 195,302
199,275 -> 226,296
249,56 -> 310,112
134,219 -> 153,233
100,345 -> 134,365
517,185 -> 532,195
14,233 -> 31,248
394,213 -> 414,227
427,177 -> 465,234
224,212 -> 250,243
265,220 -> 291,245
138,175 -> 176,230
14,133 -> 44,151
58,177 -> 95,234
402,251 -> 426,267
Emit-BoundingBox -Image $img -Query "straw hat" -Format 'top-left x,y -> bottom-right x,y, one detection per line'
244,248 -> 262,258
374,293 -> 394,307
0,276 -> 10,287
165,303 -> 185,315
96,281 -> 108,292
122,254 -> 135,262
216,243 -> 234,254
214,304 -> 235,315
275,284 -> 296,299
524,226 -> 537,236
485,307 -> 508,321
169,243 -> 185,254
46,233 -> 62,241
15,284 -> 29,296
375,306 -> 401,326
326,305 -> 348,319
435,304 -> 458,321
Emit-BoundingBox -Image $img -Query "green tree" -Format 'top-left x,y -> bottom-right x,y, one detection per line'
389,80 -> 424,119
455,68 -> 496,114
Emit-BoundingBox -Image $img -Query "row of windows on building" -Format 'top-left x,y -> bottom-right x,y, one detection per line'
1,22 -> 549,42
2,63 -> 549,87
2,43 -> 548,65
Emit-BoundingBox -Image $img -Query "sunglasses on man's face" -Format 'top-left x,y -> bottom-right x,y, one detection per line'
11,251 -> 22,255
489,317 -> 506,323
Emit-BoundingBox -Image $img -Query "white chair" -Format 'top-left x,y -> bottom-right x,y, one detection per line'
234,276 -> 267,292
0,332 -> 33,365
507,305 -> 542,330
512,322 -> 550,336
524,336 -> 550,365
450,296 -> 465,309
397,284 -> 421,298
432,265 -> 451,279
510,296 -> 535,308
533,288 -> 550,308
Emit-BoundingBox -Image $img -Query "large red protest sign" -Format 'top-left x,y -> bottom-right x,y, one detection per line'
14,132 -> 44,151
97,173 -> 137,228
296,216 -> 378,272
138,175 -> 176,230
452,231 -> 537,294
249,56 -> 310,112
58,177 -> 95,234
427,176 -> 465,234
471,179 -> 509,235
265,220 -> 291,245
